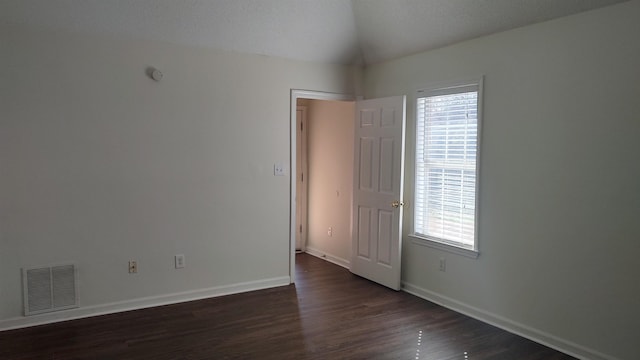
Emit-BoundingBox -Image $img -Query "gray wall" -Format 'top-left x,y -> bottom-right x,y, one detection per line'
364,2 -> 640,360
0,23 -> 357,325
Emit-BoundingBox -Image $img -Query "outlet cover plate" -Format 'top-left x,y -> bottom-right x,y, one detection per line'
274,163 -> 286,176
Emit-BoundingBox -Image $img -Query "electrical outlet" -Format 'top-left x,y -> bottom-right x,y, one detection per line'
274,163 -> 285,176
327,227 -> 332,237
439,258 -> 446,272
129,261 -> 138,274
175,254 -> 186,269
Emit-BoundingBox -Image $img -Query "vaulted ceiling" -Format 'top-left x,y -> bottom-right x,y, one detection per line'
0,0 -> 628,65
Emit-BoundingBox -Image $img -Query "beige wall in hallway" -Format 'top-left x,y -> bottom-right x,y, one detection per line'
306,100 -> 355,264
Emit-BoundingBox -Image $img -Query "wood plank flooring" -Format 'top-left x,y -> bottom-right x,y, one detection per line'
0,253 -> 575,359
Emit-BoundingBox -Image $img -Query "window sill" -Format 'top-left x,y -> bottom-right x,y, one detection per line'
409,234 -> 480,259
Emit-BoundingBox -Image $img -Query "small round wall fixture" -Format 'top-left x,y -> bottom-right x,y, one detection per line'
151,69 -> 163,81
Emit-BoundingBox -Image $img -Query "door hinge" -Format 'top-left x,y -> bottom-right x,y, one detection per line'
299,225 -> 302,233
301,122 -> 304,131
301,172 -> 304,182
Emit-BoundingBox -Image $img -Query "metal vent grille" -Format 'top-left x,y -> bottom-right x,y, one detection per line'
22,264 -> 78,316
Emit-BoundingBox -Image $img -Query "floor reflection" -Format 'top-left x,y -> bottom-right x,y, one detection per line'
414,328 -> 474,360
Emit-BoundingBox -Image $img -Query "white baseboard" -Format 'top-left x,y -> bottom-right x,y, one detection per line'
401,282 -> 619,360
0,276 -> 290,332
304,246 -> 350,269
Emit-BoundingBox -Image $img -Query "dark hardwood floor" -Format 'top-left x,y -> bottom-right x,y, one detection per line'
0,253 -> 575,359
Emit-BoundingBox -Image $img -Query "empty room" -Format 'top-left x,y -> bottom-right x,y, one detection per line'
1,1 -> 639,359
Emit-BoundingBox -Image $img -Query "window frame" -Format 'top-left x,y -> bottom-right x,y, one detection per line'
410,77 -> 483,259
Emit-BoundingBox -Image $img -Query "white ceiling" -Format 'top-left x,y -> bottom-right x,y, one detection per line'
0,0 -> 628,65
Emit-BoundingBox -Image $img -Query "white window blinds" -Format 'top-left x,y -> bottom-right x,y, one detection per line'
415,83 -> 480,250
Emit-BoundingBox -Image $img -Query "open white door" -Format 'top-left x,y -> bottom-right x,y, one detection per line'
351,96 -> 406,290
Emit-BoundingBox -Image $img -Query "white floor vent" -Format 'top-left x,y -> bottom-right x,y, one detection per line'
22,264 -> 78,316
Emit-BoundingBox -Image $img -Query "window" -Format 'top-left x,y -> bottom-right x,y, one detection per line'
412,79 -> 482,256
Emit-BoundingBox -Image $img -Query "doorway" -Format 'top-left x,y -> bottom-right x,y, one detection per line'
289,90 -> 354,283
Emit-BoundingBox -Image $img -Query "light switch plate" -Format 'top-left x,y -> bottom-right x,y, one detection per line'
175,254 -> 185,269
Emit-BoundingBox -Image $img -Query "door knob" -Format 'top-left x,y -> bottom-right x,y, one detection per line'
391,200 -> 404,208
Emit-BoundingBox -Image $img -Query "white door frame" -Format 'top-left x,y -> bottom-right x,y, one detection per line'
295,105 -> 308,252
289,89 -> 354,284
